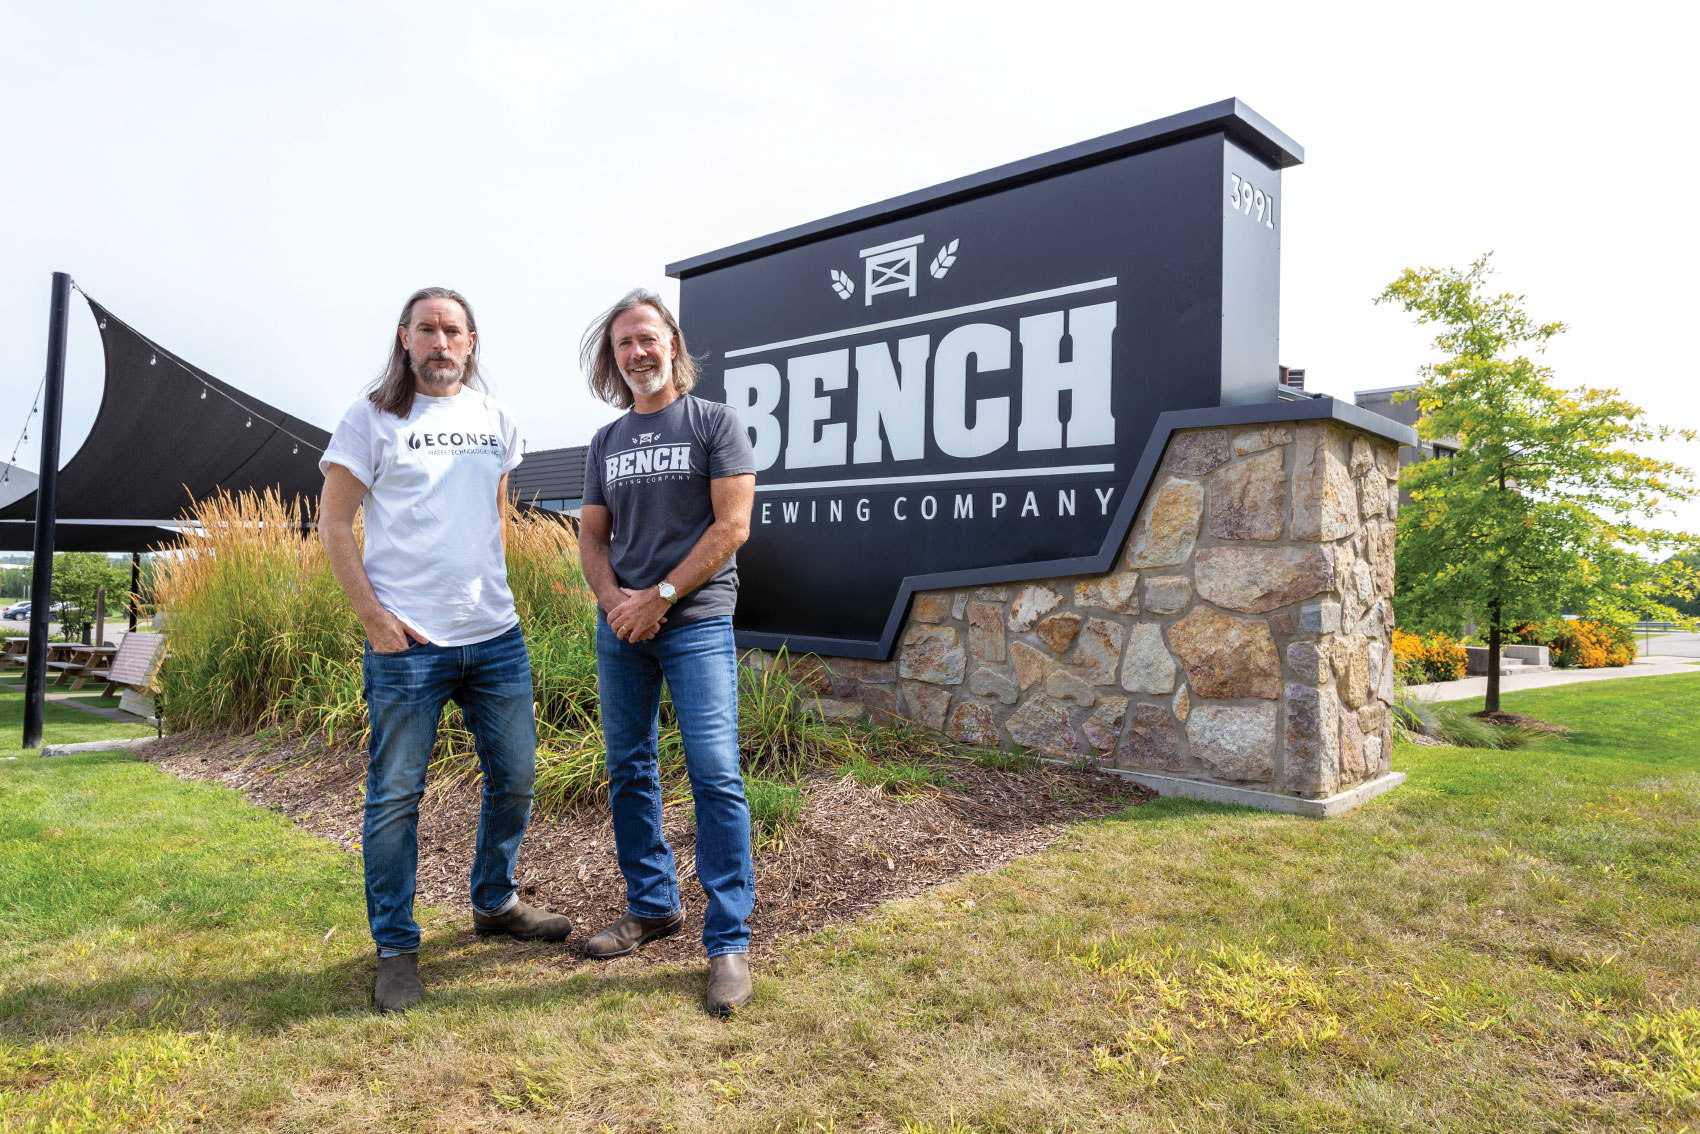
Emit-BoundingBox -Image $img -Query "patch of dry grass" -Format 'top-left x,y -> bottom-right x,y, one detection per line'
3,676 -> 1699,1131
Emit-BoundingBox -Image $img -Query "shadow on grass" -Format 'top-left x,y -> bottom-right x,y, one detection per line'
0,927 -> 718,1040
1100,796 -> 1255,823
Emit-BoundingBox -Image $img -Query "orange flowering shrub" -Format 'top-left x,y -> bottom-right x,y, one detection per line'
1391,629 -> 1426,685
1391,628 -> 1468,684
1513,619 -> 1636,669
1559,621 -> 1637,668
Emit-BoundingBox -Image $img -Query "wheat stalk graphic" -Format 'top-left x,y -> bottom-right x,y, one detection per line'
829,269 -> 855,300
929,238 -> 960,279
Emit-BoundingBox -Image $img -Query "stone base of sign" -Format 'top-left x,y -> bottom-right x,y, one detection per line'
747,412 -> 1407,810
1092,767 -> 1407,819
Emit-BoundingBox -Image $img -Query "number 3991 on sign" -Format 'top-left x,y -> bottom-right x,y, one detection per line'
1229,174 -> 1276,229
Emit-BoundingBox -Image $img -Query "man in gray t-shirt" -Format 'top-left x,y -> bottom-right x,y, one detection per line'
577,288 -> 758,1017
582,393 -> 753,626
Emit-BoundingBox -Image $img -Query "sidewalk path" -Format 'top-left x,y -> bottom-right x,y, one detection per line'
0,680 -> 150,725
1410,653 -> 1700,703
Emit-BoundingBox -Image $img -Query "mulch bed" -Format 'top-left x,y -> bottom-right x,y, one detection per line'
147,732 -> 1152,967
1472,710 -> 1574,733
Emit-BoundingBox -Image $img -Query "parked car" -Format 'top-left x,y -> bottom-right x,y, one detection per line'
2,600 -> 78,622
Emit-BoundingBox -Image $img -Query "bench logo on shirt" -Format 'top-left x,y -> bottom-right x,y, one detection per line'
603,436 -> 695,488
407,429 -> 501,455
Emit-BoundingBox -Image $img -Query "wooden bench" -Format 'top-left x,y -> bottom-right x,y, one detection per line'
100,632 -> 167,699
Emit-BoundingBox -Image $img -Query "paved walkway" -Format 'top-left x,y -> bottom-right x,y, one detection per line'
1638,630 -> 1700,657
0,680 -> 150,724
1410,653 -> 1700,702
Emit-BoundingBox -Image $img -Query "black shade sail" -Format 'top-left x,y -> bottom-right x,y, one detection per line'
0,293 -> 331,551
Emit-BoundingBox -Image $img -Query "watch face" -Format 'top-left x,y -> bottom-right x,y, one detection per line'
659,583 -> 677,602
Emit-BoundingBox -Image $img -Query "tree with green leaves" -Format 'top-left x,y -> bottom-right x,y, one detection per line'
1378,255 -> 1698,712
50,552 -> 130,642
1650,551 -> 1700,619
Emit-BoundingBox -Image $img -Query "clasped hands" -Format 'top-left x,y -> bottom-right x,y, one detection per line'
606,585 -> 670,643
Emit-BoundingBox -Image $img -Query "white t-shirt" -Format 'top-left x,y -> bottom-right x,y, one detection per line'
320,387 -> 523,647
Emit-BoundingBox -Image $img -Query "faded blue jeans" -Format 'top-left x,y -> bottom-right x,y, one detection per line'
362,623 -> 536,954
596,615 -> 753,956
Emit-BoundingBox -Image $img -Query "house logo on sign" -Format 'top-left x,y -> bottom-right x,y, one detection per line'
830,236 -> 960,304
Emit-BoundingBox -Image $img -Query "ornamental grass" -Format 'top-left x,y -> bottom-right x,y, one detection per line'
146,490 -> 943,820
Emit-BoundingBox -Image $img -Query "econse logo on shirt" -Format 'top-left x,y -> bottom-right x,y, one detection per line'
604,443 -> 694,487
408,430 -> 501,453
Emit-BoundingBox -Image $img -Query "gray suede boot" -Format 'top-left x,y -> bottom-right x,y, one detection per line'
582,910 -> 686,959
373,952 -> 423,1013
471,900 -> 573,941
705,953 -> 752,1016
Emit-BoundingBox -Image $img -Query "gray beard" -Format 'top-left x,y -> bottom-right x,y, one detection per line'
622,365 -> 670,399
414,357 -> 465,392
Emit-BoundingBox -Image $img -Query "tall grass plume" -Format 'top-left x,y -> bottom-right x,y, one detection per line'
149,492 -> 981,835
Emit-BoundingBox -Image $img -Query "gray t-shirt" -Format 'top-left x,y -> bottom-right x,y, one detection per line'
582,394 -> 757,628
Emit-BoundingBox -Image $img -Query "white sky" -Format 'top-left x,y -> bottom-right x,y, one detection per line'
4,0 -> 1697,536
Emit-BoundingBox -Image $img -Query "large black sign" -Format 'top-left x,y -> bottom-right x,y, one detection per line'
668,99 -> 1302,658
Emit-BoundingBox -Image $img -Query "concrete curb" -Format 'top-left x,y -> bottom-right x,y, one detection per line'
1092,767 -> 1408,818
39,736 -> 161,759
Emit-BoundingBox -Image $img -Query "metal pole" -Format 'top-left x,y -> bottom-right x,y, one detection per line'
23,272 -> 71,750
129,552 -> 140,632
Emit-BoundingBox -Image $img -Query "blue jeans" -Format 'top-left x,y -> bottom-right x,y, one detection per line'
596,615 -> 753,956
362,623 -> 536,954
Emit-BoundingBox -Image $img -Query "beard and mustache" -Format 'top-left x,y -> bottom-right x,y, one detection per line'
412,350 -> 467,390
621,359 -> 671,399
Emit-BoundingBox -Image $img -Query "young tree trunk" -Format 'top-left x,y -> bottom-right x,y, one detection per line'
1485,601 -> 1502,714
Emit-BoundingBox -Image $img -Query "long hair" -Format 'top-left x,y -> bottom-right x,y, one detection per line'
579,288 -> 699,410
368,286 -> 486,418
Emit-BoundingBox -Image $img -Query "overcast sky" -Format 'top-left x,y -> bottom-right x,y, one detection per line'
4,0 -> 1697,536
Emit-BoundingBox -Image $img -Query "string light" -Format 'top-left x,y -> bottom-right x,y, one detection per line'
61,281 -> 326,460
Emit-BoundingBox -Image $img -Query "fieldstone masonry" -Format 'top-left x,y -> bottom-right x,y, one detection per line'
749,419 -> 1403,806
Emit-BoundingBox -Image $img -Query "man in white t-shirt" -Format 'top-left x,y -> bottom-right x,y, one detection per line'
319,287 -> 571,1013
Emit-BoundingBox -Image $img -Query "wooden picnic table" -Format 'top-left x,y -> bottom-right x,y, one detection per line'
48,644 -> 118,689
1,637 -> 27,663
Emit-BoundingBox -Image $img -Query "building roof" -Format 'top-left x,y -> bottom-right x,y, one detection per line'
509,444 -> 587,506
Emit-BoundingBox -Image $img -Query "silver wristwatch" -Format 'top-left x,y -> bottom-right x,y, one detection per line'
657,581 -> 679,605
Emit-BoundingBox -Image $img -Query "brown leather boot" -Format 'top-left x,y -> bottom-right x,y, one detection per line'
471,900 -> 573,941
705,953 -> 752,1016
582,910 -> 685,959
373,952 -> 422,1013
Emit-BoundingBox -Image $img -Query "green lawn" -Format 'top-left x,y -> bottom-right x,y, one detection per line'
2,676 -> 1697,1132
